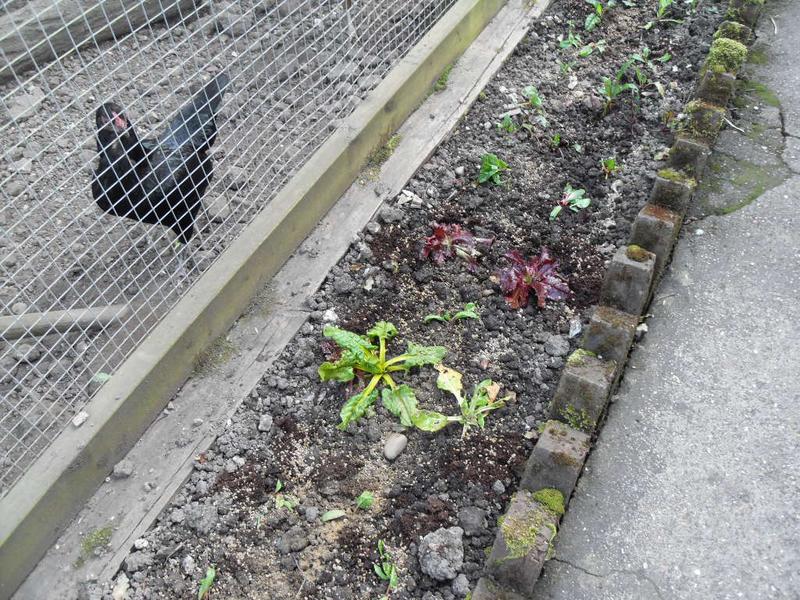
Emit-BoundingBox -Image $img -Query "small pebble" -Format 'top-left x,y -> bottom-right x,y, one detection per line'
383,433 -> 408,461
72,411 -> 89,428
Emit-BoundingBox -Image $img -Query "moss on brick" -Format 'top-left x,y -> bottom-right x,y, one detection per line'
498,495 -> 548,560
566,348 -> 597,367
560,405 -> 594,432
658,167 -> 697,188
625,244 -> 650,263
704,37 -> 748,75
679,101 -> 726,145
533,488 -> 566,516
713,21 -> 752,44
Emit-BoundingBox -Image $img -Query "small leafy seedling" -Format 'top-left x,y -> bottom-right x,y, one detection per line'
478,153 -> 510,185
550,133 -> 561,148
550,184 -> 591,220
585,0 -> 616,31
522,85 -> 548,128
274,479 -> 299,510
558,60 -> 576,74
496,114 -> 518,134
424,302 -> 480,324
374,540 -> 399,599
601,157 -> 618,178
319,322 -> 446,430
198,566 -> 216,600
497,248 -> 571,309
598,74 -> 638,114
356,491 -> 375,510
421,223 -> 494,271
644,0 -> 681,30
431,365 -> 511,437
578,39 -> 607,58
321,509 -> 347,522
558,22 -> 582,49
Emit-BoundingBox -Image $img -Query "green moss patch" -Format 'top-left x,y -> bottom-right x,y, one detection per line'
625,244 -> 651,263
704,38 -> 748,75
76,526 -> 113,566
658,167 -> 697,188
533,488 -> 565,516
194,335 -> 236,375
713,21 -> 752,44
499,497 -> 547,560
434,64 -> 453,92
561,405 -> 594,433
566,348 -> 597,366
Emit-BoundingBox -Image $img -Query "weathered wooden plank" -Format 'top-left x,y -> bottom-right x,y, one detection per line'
0,304 -> 130,340
0,0 -> 199,83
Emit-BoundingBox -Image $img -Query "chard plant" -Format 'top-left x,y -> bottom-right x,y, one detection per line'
421,223 -> 494,271
478,153 -> 510,185
318,322 -> 446,430
550,184 -> 591,220
424,302 -> 480,324
198,566 -> 216,600
584,0 -> 616,31
601,156 -> 618,178
559,22 -> 582,49
497,114 -> 518,134
374,540 -> 399,599
356,491 -> 375,510
497,248 -> 571,309
522,85 -> 548,128
578,39 -> 607,58
644,0 -> 681,30
598,72 -> 638,114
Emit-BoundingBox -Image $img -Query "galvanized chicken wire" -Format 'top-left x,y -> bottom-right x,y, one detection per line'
0,0 -> 458,495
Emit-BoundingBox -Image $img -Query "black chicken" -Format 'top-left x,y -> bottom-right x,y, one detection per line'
92,72 -> 230,250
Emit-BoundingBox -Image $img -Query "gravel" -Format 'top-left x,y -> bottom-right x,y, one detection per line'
418,527 -> 465,581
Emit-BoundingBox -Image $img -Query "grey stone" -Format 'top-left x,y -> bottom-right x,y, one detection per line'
185,503 -> 218,535
257,414 -> 273,432
112,460 -> 134,479
169,508 -> 185,524
544,335 -> 569,357
379,206 -> 404,224
492,480 -> 506,495
418,527 -> 464,581
304,506 -> 319,522
451,574 -> 470,597
8,87 -> 45,120
181,554 -> 196,575
276,526 -> 309,554
383,433 -> 407,461
458,506 -> 487,536
123,551 -> 153,573
4,180 -> 25,197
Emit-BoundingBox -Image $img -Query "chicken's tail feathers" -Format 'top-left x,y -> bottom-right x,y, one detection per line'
161,71 -> 231,151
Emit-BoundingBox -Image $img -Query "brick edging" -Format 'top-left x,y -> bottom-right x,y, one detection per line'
471,1 -> 764,597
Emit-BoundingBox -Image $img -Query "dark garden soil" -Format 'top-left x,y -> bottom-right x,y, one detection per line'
101,1 -> 723,598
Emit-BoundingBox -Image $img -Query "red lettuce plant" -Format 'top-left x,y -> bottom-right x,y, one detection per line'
421,223 -> 494,271
498,248 -> 570,309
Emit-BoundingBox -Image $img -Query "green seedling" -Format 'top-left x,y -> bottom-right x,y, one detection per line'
598,73 -> 638,114
497,114 -> 518,134
600,157 -> 618,178
559,22 -> 582,49
274,480 -> 299,510
584,0 -> 616,31
558,60 -> 576,74
573,142 -> 584,153
356,491 -> 375,510
478,153 -> 510,185
319,322 -> 446,430
522,85 -> 548,128
644,0 -> 681,30
424,302 -> 480,324
374,540 -> 399,599
321,509 -> 347,522
550,184 -> 591,220
198,566 -> 216,600
578,39 -> 607,57
550,133 -> 561,148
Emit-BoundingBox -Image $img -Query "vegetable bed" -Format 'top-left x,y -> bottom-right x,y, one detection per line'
106,1 -> 723,598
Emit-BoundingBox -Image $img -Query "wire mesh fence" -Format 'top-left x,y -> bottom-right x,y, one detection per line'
0,0 -> 458,495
